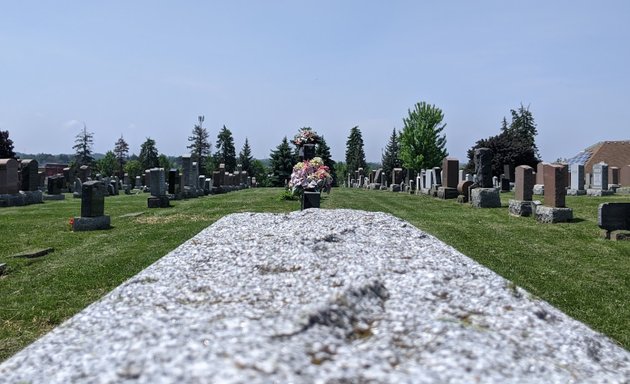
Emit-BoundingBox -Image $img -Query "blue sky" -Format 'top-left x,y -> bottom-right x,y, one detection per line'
1,1 -> 629,163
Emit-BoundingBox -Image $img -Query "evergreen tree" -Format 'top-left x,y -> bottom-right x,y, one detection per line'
238,137 -> 254,174
344,126 -> 367,178
250,159 -> 269,187
72,123 -> 95,167
0,130 -> 16,158
316,135 -> 337,186
465,104 -> 540,176
269,137 -> 295,187
214,125 -> 237,172
187,115 -> 211,174
381,127 -> 402,181
399,102 -> 448,175
113,134 -> 129,177
139,137 -> 159,170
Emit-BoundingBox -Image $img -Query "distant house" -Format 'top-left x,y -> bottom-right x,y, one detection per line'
42,163 -> 68,177
567,141 -> 630,186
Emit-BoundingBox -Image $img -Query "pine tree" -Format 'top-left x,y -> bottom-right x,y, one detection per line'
139,137 -> 159,170
464,105 -> 540,176
269,137 -> 295,187
316,135 -> 337,186
214,125 -> 237,172
113,134 -> 129,177
187,115 -> 211,175
238,137 -> 254,174
345,126 -> 367,178
72,123 -> 95,167
381,127 -> 402,181
0,130 -> 16,158
399,102 -> 448,174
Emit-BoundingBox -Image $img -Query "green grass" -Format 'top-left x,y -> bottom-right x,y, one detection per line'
0,188 -> 629,360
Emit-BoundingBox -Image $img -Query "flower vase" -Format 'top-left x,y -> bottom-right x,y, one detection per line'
300,190 -> 321,210
299,144 -> 316,161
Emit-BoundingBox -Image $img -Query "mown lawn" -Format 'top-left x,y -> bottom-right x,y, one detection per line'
0,188 -> 628,361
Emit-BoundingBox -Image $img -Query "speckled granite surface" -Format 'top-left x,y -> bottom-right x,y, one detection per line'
1,209 -> 628,383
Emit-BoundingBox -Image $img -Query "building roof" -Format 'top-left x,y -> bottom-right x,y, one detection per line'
566,140 -> 630,172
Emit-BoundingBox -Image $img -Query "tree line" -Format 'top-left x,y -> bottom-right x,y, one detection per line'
0,102 -> 541,186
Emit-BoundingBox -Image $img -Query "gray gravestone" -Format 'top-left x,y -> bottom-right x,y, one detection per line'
474,148 -> 493,188
81,181 -> 106,217
19,159 -> 39,191
0,158 -> 19,195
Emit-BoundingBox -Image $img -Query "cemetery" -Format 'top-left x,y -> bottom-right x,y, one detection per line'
1,122 -> 630,381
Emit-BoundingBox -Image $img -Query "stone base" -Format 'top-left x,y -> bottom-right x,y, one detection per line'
456,194 -> 467,204
43,194 -> 65,201
470,188 -> 501,208
437,187 -> 458,199
367,183 -> 381,190
533,184 -> 544,195
600,230 -> 630,241
21,190 -> 43,205
389,184 -> 401,192
148,196 -> 170,208
301,191 -> 321,210
508,200 -> 533,217
429,185 -> 440,197
535,206 -> 573,223
72,216 -> 111,231
587,189 -> 614,196
616,187 -> 630,195
566,189 -> 586,196
379,186 -> 388,191
73,192 -> 82,198
0,192 -> 41,207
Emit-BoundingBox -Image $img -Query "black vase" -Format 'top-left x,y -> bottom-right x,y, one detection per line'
301,190 -> 321,210
299,144 -> 316,161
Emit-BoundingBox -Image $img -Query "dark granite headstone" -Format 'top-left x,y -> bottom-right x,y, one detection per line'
81,181 -> 106,217
168,169 -> 179,194
392,168 -> 403,185
474,148 -> 493,188
543,164 -> 566,208
503,164 -> 514,182
442,158 -> 459,188
598,203 -> 630,231
20,159 -> 39,191
47,175 -> 64,195
0,158 -> 19,194
515,165 -> 534,201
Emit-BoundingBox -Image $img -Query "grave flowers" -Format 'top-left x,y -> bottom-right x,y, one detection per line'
292,127 -> 321,147
289,157 -> 332,209
293,127 -> 321,161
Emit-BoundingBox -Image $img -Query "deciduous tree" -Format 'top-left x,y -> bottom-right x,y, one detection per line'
0,130 -> 16,158
399,102 -> 448,175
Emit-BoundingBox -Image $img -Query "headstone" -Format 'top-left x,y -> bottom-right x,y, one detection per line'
181,155 -> 192,187
81,181 -> 106,217
73,178 -> 82,198
442,158 -> 459,188
474,148 -> 493,188
568,164 -> 586,195
19,159 -> 39,191
135,176 -> 142,189
212,171 -> 221,188
191,162 -> 199,189
544,164 -> 566,208
0,159 -> 19,195
503,164 -> 514,182
168,169 -> 179,194
456,180 -> 473,203
73,181 -> 110,231
432,167 -> 442,186
374,169 -> 382,185
392,168 -> 403,185
509,165 -> 535,217
588,162 -> 612,196
536,162 -> 547,185
492,176 -> 499,188
536,164 -> 572,223
148,168 -> 169,208
46,175 -> 64,195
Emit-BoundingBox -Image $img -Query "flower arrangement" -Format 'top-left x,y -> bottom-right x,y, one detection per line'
68,217 -> 75,231
289,157 -> 333,195
292,127 -> 321,146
